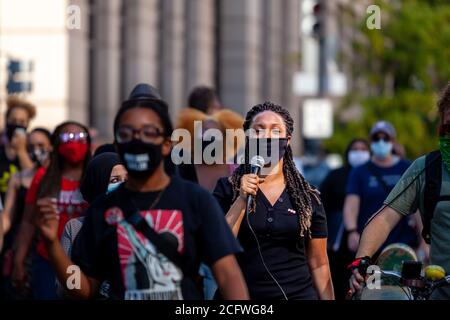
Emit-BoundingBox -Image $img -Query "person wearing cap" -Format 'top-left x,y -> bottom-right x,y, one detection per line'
348,83 -> 450,300
34,83 -> 248,300
343,121 -> 419,256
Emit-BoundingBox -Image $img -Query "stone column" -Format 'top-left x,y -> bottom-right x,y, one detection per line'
184,0 -> 215,101
261,0 -> 283,104
281,0 -> 302,155
121,0 -> 159,98
219,0 -> 263,114
159,0 -> 185,118
89,0 -> 121,140
67,0 -> 90,124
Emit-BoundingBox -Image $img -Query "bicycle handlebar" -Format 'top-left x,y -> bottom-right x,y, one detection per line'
431,275 -> 450,290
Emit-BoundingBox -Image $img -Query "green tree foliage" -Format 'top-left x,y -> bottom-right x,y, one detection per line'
325,0 -> 450,159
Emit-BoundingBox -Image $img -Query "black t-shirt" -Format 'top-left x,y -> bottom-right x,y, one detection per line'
213,177 -> 328,300
0,146 -> 20,202
71,176 -> 242,300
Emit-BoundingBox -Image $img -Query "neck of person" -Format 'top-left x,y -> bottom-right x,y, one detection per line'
62,161 -> 85,181
126,163 -> 171,192
260,159 -> 285,184
372,154 -> 394,168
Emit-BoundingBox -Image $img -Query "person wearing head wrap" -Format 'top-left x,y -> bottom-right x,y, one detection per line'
62,152 -> 127,253
55,152 -> 127,298
80,152 -> 127,203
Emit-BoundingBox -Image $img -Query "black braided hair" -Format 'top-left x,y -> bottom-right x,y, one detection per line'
229,101 -> 321,237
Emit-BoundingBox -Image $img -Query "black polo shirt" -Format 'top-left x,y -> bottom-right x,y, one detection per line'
213,177 -> 328,300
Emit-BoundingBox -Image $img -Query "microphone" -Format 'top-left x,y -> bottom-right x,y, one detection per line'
246,156 -> 265,214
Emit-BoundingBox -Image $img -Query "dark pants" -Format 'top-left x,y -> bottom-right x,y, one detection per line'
32,254 -> 58,300
328,241 -> 354,300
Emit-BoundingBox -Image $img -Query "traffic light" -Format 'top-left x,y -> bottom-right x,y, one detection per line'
312,1 -> 323,38
301,0 -> 324,39
6,59 -> 33,94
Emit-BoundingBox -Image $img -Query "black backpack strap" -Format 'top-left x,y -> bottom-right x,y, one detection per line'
105,188 -> 183,270
367,162 -> 392,193
423,150 -> 442,244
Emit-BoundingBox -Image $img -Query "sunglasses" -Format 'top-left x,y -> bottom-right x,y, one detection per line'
59,132 -> 88,143
372,135 -> 391,143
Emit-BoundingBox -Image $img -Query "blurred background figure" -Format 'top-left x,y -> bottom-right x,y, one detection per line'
175,106 -> 244,300
319,138 -> 370,300
343,121 -> 420,258
175,107 -> 244,192
393,142 -> 407,160
187,86 -> 223,116
0,96 -> 36,202
0,128 -> 52,299
88,127 -> 102,156
302,147 -> 331,188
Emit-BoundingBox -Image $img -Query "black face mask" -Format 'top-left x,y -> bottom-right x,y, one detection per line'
6,123 -> 27,142
117,139 -> 164,179
247,138 -> 288,166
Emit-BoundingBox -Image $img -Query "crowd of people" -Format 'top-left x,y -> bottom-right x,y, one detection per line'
0,81 -> 449,300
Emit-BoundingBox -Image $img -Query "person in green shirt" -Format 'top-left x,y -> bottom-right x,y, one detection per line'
349,82 -> 450,300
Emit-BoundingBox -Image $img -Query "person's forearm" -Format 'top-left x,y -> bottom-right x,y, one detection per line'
1,211 -> 11,235
310,264 -> 334,300
217,273 -> 249,300
356,213 -> 394,258
0,214 -> 3,252
17,149 -> 34,170
2,177 -> 18,235
213,257 -> 249,300
225,197 -> 246,237
14,219 -> 35,265
45,240 -> 96,299
343,199 -> 359,231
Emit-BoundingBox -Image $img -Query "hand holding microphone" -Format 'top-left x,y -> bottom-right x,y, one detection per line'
239,156 -> 265,214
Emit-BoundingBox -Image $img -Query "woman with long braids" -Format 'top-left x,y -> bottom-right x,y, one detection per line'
214,102 -> 334,300
13,122 -> 91,299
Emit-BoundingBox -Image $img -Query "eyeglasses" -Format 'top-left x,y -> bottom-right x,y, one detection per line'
59,132 -> 88,143
115,125 -> 164,143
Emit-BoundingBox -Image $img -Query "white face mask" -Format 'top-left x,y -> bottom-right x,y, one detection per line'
348,150 -> 370,167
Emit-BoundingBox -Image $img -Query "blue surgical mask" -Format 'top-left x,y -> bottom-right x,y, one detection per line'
348,150 -> 370,167
107,181 -> 123,194
371,140 -> 393,159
